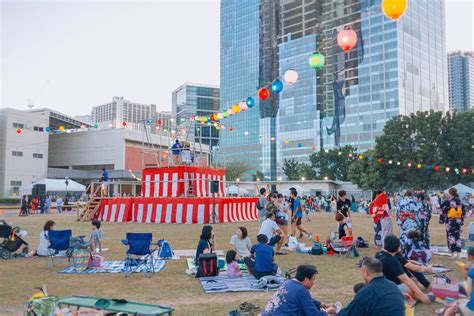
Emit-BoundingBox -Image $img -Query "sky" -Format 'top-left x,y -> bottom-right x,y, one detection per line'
1,0 -> 473,116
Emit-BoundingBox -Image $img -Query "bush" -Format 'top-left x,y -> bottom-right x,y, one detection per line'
0,198 -> 21,205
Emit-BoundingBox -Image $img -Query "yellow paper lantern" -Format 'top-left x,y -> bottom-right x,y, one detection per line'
59,125 -> 65,131
232,104 -> 241,114
284,140 -> 289,145
382,0 -> 407,20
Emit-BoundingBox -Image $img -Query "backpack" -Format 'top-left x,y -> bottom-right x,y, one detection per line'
196,253 -> 219,278
256,198 -> 264,211
310,243 -> 323,255
158,239 -> 174,259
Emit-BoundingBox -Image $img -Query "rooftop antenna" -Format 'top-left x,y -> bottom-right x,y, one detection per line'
27,80 -> 50,109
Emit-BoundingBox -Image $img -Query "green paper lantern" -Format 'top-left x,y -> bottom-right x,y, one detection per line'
223,111 -> 229,118
93,123 -> 99,128
309,52 -> 325,70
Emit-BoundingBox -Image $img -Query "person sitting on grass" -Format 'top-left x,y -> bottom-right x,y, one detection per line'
259,212 -> 286,255
443,247 -> 474,316
85,220 -> 104,253
394,249 -> 433,292
338,257 -> 405,315
335,213 -> 359,257
244,234 -> 278,279
195,225 -> 215,265
261,264 -> 336,316
229,226 -> 252,260
374,234 -> 434,304
28,220 -> 55,257
226,250 -> 242,277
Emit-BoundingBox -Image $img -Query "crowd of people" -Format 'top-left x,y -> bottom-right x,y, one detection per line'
19,194 -> 70,216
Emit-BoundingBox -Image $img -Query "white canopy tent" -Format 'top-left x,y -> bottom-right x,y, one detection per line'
444,183 -> 474,196
225,185 -> 249,196
19,179 -> 86,197
280,184 -> 311,196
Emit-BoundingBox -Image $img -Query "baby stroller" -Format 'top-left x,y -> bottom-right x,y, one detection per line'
0,220 -> 29,259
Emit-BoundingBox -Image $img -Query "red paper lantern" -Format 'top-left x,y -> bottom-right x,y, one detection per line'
259,88 -> 270,100
407,162 -> 412,168
462,168 -> 467,174
348,153 -> 353,158
377,158 -> 383,164
311,146 -> 316,151
337,27 -> 358,51
229,127 -> 234,131
16,128 -> 22,134
122,121 -> 127,127
157,119 -> 162,125
434,165 -> 440,171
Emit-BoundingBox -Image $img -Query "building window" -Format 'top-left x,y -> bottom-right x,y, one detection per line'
33,126 -> 44,132
13,122 -> 24,129
33,153 -> 43,159
12,151 -> 23,157
10,180 -> 22,186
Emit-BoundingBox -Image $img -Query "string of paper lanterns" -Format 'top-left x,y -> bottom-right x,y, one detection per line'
345,152 -> 473,175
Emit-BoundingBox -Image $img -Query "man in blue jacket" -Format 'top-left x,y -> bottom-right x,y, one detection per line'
261,264 -> 336,316
338,256 -> 405,315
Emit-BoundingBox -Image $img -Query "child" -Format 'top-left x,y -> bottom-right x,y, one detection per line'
89,220 -> 104,252
335,213 -> 350,239
226,250 -> 242,277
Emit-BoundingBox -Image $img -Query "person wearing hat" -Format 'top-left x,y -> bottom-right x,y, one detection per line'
258,212 -> 286,255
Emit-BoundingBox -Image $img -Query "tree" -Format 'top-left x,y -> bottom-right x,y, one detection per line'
348,110 -> 474,191
224,162 -> 251,181
300,163 -> 316,180
309,145 -> 356,180
252,170 -> 265,181
282,159 -> 301,180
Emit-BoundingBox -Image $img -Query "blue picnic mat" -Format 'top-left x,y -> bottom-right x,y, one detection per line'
60,260 -> 166,274
199,275 -> 278,293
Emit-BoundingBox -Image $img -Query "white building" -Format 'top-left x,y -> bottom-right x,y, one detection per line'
48,128 -> 210,174
0,108 -> 49,197
91,96 -> 157,132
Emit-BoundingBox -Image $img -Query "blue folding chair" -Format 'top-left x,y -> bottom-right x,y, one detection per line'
46,229 -> 72,268
122,233 -> 157,277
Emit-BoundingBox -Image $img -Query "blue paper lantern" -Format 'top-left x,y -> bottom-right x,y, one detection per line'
45,127 -> 51,133
246,97 -> 255,108
271,80 -> 283,93
297,143 -> 302,148
145,120 -> 151,126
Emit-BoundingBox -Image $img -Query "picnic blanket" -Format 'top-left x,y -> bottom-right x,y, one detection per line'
186,257 -> 246,272
430,245 -> 467,259
199,275 -> 278,293
174,249 -> 224,257
60,260 -> 166,274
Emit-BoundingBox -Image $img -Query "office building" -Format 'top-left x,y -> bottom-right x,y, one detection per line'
171,83 -> 220,147
220,0 -> 448,180
91,96 -> 157,132
220,0 -> 262,177
448,51 -> 474,111
0,108 -> 49,197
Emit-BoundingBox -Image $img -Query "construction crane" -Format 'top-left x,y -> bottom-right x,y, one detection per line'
27,80 -> 50,109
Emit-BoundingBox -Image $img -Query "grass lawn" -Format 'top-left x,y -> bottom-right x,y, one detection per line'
1,211 -> 472,315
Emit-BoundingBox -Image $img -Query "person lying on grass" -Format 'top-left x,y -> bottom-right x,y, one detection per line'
261,264 -> 337,316
244,234 -> 278,279
375,234 -> 434,304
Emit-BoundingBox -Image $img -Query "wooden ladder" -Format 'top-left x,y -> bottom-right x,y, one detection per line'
77,185 -> 103,222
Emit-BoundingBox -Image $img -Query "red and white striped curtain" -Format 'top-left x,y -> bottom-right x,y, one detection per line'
142,167 -> 226,198
96,197 -> 257,224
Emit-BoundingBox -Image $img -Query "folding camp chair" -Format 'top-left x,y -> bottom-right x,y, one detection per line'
46,230 -> 72,268
122,233 -> 157,277
332,236 -> 356,258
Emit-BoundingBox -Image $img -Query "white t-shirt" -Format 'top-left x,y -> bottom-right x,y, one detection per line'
229,235 -> 251,257
259,219 -> 279,241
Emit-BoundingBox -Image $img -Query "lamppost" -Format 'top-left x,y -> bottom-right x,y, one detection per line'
236,178 -> 240,196
65,177 -> 69,201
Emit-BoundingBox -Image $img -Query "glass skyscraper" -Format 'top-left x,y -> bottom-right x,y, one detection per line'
277,34 -> 319,178
220,0 -> 261,175
448,51 -> 474,111
171,83 -> 220,147
220,0 -> 448,179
